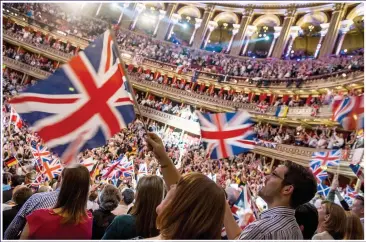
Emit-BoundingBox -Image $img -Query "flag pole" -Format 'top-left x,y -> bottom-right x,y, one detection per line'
108,25 -> 149,132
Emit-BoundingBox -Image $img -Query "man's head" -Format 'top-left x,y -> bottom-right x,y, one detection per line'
3,172 -> 12,185
295,203 -> 319,239
24,171 -> 36,184
258,161 -> 317,209
11,175 -> 24,188
351,195 -> 364,218
12,185 -> 33,205
121,188 -> 135,206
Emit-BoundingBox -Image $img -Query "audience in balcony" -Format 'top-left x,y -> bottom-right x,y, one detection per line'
3,44 -> 56,73
3,3 -> 364,84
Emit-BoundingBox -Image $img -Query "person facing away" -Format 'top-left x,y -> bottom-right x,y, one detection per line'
112,188 -> 134,216
92,184 -> 121,240
312,200 -> 346,240
343,211 -> 364,240
143,133 -> 227,240
4,170 -> 64,239
295,203 -> 319,239
3,186 -> 33,234
102,175 -> 164,240
19,164 -> 93,240
223,160 -> 317,240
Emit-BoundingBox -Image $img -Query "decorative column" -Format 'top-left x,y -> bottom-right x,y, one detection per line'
230,7 -> 254,55
156,3 -> 178,40
319,3 -> 347,57
120,3 -> 137,29
285,26 -> 301,58
95,3 -> 103,16
167,13 -> 182,40
271,7 -> 297,58
189,18 -> 202,45
335,19 -> 353,55
227,24 -> 240,52
267,26 -> 282,57
241,25 -> 256,56
153,10 -> 166,36
192,5 -> 215,49
117,3 -> 131,24
203,21 -> 218,49
131,3 -> 146,30
314,23 -> 329,58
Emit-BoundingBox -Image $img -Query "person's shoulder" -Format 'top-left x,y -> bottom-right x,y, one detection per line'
114,214 -> 136,224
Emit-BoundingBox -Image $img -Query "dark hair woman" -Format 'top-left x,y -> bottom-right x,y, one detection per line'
20,164 -> 92,240
102,175 -> 164,240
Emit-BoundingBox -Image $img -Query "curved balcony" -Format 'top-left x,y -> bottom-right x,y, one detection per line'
4,11 -> 364,93
2,57 -> 357,177
2,56 -> 336,122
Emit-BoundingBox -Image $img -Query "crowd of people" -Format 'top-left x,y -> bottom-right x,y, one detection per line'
3,43 -> 56,73
4,2 -> 365,82
2,2 -> 365,241
254,123 -> 359,150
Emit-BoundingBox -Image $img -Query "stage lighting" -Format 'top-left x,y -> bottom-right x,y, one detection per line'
265,36 -> 269,40
263,34 -> 267,37
344,49 -> 348,53
259,34 -> 262,37
183,23 -> 188,29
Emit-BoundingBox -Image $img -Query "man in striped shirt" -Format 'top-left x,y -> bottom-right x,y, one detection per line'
4,172 -> 64,239
224,161 -> 317,240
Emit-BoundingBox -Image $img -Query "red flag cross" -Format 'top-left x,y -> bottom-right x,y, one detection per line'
313,152 -> 339,167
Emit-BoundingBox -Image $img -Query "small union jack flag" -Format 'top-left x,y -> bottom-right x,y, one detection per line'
41,158 -> 63,181
221,186 -> 256,239
9,30 -> 136,163
346,185 -> 357,198
197,111 -> 255,159
333,95 -> 364,130
349,164 -> 364,181
310,150 -> 341,168
31,144 -> 51,161
310,164 -> 328,184
10,107 -> 23,130
317,183 -> 330,197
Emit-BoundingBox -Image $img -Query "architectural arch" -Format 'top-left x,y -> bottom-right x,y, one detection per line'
177,6 -> 202,18
252,14 -> 281,27
296,12 -> 328,27
213,11 -> 239,24
346,3 -> 364,20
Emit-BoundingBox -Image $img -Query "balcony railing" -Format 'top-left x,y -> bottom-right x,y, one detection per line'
2,57 -> 357,177
4,10 -> 364,91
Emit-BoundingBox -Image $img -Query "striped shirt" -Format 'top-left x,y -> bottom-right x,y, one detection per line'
4,189 -> 60,239
238,206 -> 303,240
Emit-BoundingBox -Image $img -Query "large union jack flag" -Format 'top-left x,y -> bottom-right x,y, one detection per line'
310,163 -> 328,184
310,150 -> 341,168
197,111 -> 255,159
333,95 -> 364,130
9,30 -> 136,163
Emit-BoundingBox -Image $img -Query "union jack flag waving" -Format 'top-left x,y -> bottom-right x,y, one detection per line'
333,95 -> 364,130
41,158 -> 63,181
349,164 -> 364,181
310,150 -> 341,168
197,111 -> 255,159
309,163 -> 328,184
9,30 -> 136,162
